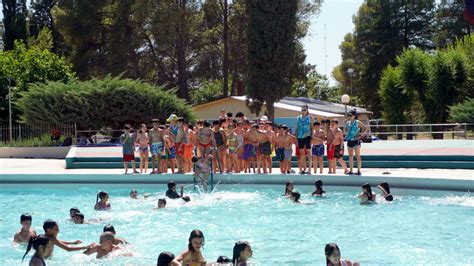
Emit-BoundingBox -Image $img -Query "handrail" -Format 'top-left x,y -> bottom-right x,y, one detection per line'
367,123 -> 473,127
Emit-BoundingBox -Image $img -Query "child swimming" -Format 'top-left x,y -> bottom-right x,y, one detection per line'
284,181 -> 294,197
72,213 -> 85,224
13,213 -> 37,243
232,241 -> 253,266
377,182 -> 394,201
154,198 -> 167,209
311,180 -> 326,196
69,207 -> 80,221
42,219 -> 91,258
157,251 -> 180,266
173,229 -> 206,265
165,181 -> 191,202
94,191 -> 111,211
22,234 -> 49,266
325,243 -> 359,266
358,183 -> 376,203
83,232 -> 123,259
103,224 -> 128,245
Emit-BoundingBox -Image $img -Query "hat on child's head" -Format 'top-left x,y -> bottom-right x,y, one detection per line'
260,115 -> 269,123
166,114 -> 178,122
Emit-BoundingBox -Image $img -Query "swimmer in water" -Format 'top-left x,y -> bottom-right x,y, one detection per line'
103,224 -> 128,245
72,213 -> 85,224
377,182 -> 393,202
358,183 -> 376,203
83,232 -> 123,259
130,189 -> 138,199
289,192 -> 301,203
42,219 -> 92,259
158,251 -> 180,266
166,181 -> 191,202
22,234 -> 49,266
13,213 -> 37,243
94,191 -> 111,211
311,180 -> 326,197
69,207 -> 80,221
154,198 -> 167,209
217,255 -> 232,264
284,181 -> 294,197
325,243 -> 359,266
173,229 -> 206,265
232,241 -> 253,266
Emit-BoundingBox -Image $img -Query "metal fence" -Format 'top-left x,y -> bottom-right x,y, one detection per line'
367,123 -> 474,140
0,123 -> 76,143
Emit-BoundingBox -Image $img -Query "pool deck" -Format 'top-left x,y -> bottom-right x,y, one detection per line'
1,158 -> 473,191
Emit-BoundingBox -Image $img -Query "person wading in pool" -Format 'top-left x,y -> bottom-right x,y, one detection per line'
41,220 -> 92,259
13,213 -> 37,243
173,229 -> 206,265
325,243 -> 359,266
295,105 -> 313,174
344,110 -> 368,175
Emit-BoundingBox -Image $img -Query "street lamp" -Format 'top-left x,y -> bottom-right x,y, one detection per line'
6,77 -> 14,142
347,68 -> 354,95
341,94 -> 350,118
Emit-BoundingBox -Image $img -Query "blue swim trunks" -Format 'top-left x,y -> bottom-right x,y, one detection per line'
312,144 -> 325,157
168,147 -> 176,159
151,143 -> 163,156
275,147 -> 285,161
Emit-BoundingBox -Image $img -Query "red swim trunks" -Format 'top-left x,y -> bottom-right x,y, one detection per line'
175,143 -> 185,157
123,154 -> 135,162
326,144 -> 335,160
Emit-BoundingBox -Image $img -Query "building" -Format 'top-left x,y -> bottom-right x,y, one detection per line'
192,96 -> 372,130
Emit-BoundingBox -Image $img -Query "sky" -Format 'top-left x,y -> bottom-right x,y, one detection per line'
1,0 -> 363,85
302,0 -> 364,85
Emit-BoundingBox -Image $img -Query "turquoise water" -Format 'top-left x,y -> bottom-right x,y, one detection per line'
0,184 -> 473,265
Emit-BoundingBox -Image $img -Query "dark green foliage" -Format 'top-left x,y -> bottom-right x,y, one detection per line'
449,98 -> 474,123
379,66 -> 412,124
2,0 -> 28,50
190,79 -> 225,105
0,41 -> 75,123
16,76 -> 194,129
246,0 -> 298,120
29,0 -> 66,55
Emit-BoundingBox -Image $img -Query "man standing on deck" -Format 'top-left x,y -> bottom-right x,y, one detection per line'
149,119 -> 165,174
295,105 -> 313,174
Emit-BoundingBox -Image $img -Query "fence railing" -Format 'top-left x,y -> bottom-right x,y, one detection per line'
0,123 -> 77,144
367,123 -> 473,139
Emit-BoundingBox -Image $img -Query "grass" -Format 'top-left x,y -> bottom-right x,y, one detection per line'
0,134 -> 60,147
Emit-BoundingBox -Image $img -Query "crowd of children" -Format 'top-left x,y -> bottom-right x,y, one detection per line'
120,107 -> 368,176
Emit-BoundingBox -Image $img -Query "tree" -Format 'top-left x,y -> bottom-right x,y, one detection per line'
190,79 -> 225,105
449,98 -> 474,123
16,76 -> 194,129
434,0 -> 473,48
246,0 -> 298,121
2,0 -> 28,50
29,0 -> 66,55
0,41 -> 75,123
378,65 -> 412,124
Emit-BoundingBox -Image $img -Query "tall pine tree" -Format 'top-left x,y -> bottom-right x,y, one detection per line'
246,0 -> 298,120
2,0 -> 28,50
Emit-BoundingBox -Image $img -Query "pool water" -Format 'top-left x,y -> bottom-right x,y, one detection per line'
0,184 -> 473,265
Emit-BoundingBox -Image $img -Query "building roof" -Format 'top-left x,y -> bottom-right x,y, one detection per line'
230,95 -> 371,116
279,97 -> 372,115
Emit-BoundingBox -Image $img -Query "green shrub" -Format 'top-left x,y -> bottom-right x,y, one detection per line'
449,98 -> 474,123
0,134 -> 56,147
16,76 -> 194,129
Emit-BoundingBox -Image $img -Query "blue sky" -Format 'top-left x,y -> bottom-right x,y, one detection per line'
302,0 -> 364,85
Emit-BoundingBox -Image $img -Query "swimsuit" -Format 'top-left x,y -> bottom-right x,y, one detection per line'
214,131 -> 225,147
284,148 -> 292,160
297,115 -> 312,149
139,146 -> 148,153
151,142 -> 164,155
327,144 -> 335,160
184,143 -> 194,159
335,144 -> 344,159
259,141 -> 272,155
175,142 -> 185,156
312,144 -> 325,157
242,144 -> 257,160
276,147 -> 285,161
228,135 -> 238,154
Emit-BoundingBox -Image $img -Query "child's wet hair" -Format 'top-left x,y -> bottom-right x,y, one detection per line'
217,255 -> 232,263
70,207 -> 80,213
158,198 -> 167,206
232,241 -> 250,264
43,219 -> 58,232
22,235 -> 49,261
292,192 -> 301,202
75,213 -> 84,220
20,213 -> 32,223
191,156 -> 199,163
362,183 -> 373,200
188,229 -> 205,252
96,191 -> 109,203
157,251 -> 175,266
284,181 -> 294,195
103,224 -> 116,234
167,181 -> 176,190
325,243 -> 341,264
314,180 -> 326,195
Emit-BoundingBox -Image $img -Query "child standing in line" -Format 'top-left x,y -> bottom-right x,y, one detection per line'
135,124 -> 149,174
13,213 -> 37,243
120,125 -> 139,175
311,121 -> 326,174
226,123 -> 238,173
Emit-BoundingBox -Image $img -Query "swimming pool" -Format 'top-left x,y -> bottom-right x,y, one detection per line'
0,184 -> 473,265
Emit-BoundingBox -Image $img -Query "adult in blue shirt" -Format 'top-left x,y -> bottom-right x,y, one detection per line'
344,110 -> 368,175
295,105 -> 313,174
